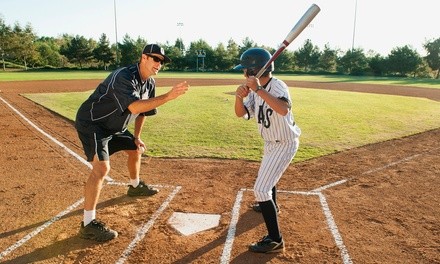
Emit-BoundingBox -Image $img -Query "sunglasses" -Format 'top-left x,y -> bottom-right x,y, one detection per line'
147,55 -> 164,65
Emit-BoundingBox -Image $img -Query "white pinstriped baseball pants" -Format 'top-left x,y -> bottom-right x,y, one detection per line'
253,138 -> 299,202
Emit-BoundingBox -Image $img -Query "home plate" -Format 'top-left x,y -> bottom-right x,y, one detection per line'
168,212 -> 221,236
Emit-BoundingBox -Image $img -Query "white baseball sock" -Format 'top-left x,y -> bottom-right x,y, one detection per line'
130,178 -> 140,188
83,210 -> 96,226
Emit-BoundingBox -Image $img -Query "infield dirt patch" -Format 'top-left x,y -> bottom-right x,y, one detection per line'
0,79 -> 439,263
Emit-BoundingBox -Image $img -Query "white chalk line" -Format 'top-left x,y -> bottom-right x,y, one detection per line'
0,96 -> 178,262
116,186 -> 182,264
220,153 -> 424,264
317,193 -> 352,264
220,189 -> 244,264
312,153 -> 420,193
0,96 -> 91,169
0,198 -> 84,260
361,154 -> 420,175
1,96 -> 429,263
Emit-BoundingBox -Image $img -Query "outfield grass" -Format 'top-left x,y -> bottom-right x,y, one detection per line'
2,71 -> 440,89
24,84 -> 440,162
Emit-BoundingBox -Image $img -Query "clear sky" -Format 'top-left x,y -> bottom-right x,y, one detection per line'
0,0 -> 438,56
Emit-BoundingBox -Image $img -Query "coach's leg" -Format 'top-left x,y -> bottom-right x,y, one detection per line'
126,149 -> 158,197
84,156 -> 110,216
127,149 -> 142,184
79,156 -> 118,242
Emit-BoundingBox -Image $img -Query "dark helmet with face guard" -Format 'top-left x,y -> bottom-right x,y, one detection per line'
233,48 -> 274,75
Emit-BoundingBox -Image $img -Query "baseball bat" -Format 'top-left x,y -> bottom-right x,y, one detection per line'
256,3 -> 321,78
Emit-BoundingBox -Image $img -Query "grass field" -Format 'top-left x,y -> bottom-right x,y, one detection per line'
24,80 -> 440,162
2,70 -> 440,89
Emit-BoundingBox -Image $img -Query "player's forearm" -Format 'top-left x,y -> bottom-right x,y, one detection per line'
234,97 -> 247,117
128,93 -> 172,114
128,81 -> 189,114
256,90 -> 289,116
134,115 -> 146,138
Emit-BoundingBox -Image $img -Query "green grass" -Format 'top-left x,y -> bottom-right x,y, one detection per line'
0,70 -> 110,81
2,70 -> 440,89
294,88 -> 440,159
24,85 -> 440,162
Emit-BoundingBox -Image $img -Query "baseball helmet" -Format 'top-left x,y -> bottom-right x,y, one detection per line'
233,48 -> 274,75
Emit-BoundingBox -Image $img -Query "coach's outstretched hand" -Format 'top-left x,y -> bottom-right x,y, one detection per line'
166,81 -> 190,100
128,81 -> 190,115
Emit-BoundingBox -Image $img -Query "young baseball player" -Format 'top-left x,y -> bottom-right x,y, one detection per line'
234,47 -> 301,253
75,44 -> 189,242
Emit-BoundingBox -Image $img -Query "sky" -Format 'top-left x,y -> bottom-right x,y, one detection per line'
0,0 -> 438,56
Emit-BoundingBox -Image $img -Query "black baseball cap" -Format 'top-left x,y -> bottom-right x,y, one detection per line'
142,44 -> 171,63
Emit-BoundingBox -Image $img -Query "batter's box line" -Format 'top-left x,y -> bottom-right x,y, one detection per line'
223,152 -> 427,264
312,152 -> 422,193
220,188 -> 352,264
0,185 -> 181,262
104,176 -> 181,189
116,185 -> 182,264
0,97 -> 181,262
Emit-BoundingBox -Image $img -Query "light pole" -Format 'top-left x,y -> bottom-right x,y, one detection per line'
177,22 -> 184,52
196,50 -> 206,72
114,0 -> 119,66
351,0 -> 358,51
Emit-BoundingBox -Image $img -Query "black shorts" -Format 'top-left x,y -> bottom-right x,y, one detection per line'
77,129 -> 137,161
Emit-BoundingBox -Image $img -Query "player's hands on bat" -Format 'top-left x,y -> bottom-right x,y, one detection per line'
235,84 -> 250,99
245,76 -> 261,92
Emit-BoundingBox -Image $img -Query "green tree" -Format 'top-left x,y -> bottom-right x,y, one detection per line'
186,39 -> 213,71
35,37 -> 64,67
368,53 -> 387,76
212,43 -> 229,71
118,35 -> 145,66
273,49 -> 295,72
175,38 -> 185,55
164,39 -> 186,71
239,37 -> 257,55
424,38 -> 440,79
387,45 -> 422,77
212,41 -> 244,71
338,48 -> 368,75
0,17 -> 12,70
8,23 -> 38,69
93,33 -> 114,70
318,44 -> 338,72
60,35 -> 94,68
226,39 -> 240,71
293,39 -> 320,71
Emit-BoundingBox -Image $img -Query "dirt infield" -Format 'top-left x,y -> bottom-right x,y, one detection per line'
0,79 -> 439,264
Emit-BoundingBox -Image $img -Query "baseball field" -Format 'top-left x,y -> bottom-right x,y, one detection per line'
0,74 -> 439,263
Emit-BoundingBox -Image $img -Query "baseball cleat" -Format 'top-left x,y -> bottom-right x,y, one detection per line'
79,219 -> 118,242
127,180 -> 159,197
249,235 -> 285,253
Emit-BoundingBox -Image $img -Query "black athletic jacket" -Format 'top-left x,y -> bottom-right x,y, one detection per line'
75,64 -> 156,134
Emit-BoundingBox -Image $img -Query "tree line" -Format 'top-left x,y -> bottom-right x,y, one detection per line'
0,17 -> 439,78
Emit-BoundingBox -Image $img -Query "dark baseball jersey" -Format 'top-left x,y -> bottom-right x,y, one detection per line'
75,64 -> 156,134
